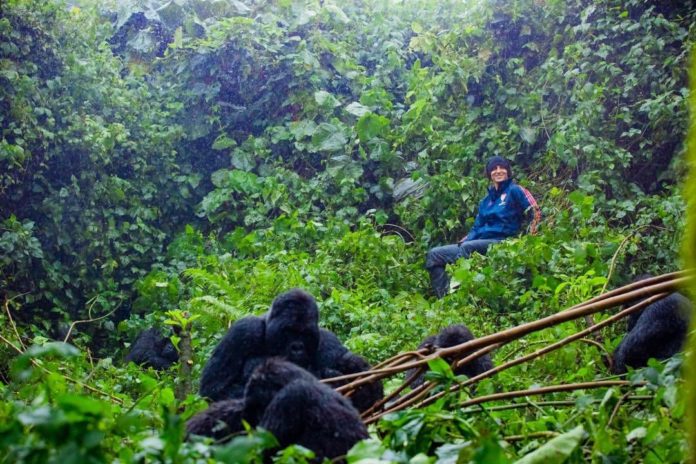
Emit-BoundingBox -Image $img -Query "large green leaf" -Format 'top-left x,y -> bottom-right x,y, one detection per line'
290,119 -> 318,139
310,122 -> 348,152
210,169 -> 260,192
346,102 -> 371,117
315,90 -> 341,109
357,113 -> 390,142
514,426 -> 585,464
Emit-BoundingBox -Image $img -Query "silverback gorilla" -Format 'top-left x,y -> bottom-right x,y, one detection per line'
124,328 -> 178,370
187,359 -> 368,462
407,324 -> 494,387
199,288 -> 383,412
611,284 -> 693,374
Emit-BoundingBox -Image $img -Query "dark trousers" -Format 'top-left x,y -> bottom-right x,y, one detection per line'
425,239 -> 500,298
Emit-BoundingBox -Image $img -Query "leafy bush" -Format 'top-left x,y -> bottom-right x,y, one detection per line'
0,0 -> 693,462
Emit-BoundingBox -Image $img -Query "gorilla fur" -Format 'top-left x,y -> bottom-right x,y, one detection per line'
611,285 -> 692,374
124,328 -> 178,370
199,289 -> 319,401
247,359 -> 368,461
185,398 -> 244,441
315,329 -> 384,413
198,288 -> 382,412
407,324 -> 494,387
189,359 -> 368,462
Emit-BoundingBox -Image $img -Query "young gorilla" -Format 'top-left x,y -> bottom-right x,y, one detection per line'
199,288 -> 383,412
314,329 -> 384,412
185,398 -> 245,442
407,324 -> 494,388
611,281 -> 693,374
244,359 -> 369,461
188,359 -> 369,462
124,328 -> 178,370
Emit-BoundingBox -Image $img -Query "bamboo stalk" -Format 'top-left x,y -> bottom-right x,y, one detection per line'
456,380 -> 638,409
460,395 -> 652,414
365,293 -> 663,423
332,276 -> 689,391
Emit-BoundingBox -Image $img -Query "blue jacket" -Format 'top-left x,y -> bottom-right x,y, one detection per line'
465,179 -> 540,241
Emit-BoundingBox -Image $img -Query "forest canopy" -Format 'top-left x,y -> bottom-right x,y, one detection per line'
1,0 -> 695,462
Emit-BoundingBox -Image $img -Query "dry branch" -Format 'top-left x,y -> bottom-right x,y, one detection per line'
0,332 -> 125,404
460,396 -> 652,414
331,275 -> 690,392
365,292 -> 665,423
3,295 -> 27,350
324,271 -> 693,424
63,297 -> 121,343
456,380 -> 639,409
364,344 -> 502,420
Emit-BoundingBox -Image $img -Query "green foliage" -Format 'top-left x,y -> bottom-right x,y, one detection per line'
0,0 -> 194,333
515,426 -> 585,464
0,215 -> 43,289
0,0 -> 693,462
3,0 -> 692,324
683,39 -> 696,463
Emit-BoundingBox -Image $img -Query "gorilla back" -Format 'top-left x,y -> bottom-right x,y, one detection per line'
124,328 -> 178,370
244,359 -> 368,462
612,291 -> 692,374
188,359 -> 369,462
185,398 -> 245,441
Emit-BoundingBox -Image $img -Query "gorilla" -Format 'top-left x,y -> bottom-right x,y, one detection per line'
611,282 -> 693,374
185,398 -> 244,442
188,359 -> 369,462
244,359 -> 369,460
199,289 -> 383,412
407,324 -> 494,387
124,328 -> 178,370
314,329 -> 384,412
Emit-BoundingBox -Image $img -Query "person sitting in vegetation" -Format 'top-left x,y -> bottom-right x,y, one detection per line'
425,156 -> 541,298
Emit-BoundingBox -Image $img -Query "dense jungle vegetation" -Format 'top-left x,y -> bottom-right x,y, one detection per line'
1,0 -> 696,462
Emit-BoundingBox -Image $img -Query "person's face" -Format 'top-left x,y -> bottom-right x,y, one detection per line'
490,165 -> 508,184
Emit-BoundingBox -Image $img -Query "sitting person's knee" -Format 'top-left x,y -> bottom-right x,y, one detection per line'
425,249 -> 439,268
458,242 -> 475,258
426,243 -> 464,268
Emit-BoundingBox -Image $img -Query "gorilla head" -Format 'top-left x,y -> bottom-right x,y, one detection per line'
265,289 -> 320,368
242,357 -> 318,425
407,324 -> 494,388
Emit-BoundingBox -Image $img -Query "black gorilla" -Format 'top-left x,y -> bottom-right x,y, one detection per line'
185,398 -> 245,441
188,359 -> 368,462
199,289 -> 382,412
199,289 -> 320,401
407,324 -> 494,387
315,329 -> 383,412
124,328 -> 178,370
611,287 -> 693,374
244,359 -> 369,461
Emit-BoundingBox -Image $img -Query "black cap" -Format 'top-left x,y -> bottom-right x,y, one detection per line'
485,156 -> 512,179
